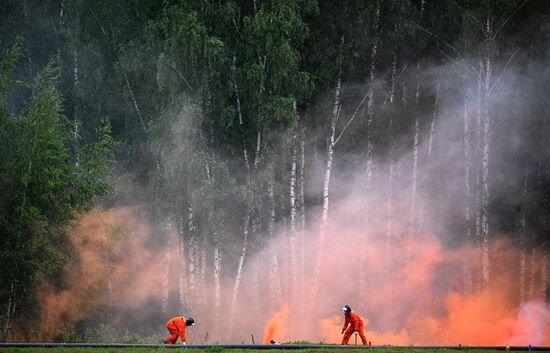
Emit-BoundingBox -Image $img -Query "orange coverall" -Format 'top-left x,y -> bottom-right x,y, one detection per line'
164,316 -> 188,344
341,312 -> 367,345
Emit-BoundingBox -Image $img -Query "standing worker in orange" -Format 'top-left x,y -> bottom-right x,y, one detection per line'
164,316 -> 195,344
340,305 -> 367,345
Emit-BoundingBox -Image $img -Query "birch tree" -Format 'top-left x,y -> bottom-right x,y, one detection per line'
360,0 -> 381,293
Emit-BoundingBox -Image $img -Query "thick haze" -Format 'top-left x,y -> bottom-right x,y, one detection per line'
38,59 -> 550,345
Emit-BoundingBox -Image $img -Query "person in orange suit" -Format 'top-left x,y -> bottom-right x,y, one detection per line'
341,304 -> 367,345
164,316 -> 195,344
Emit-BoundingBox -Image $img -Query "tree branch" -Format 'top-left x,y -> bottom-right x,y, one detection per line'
334,90 -> 369,146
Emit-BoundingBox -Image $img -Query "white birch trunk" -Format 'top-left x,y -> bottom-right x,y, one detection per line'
251,216 -> 261,315
233,55 -> 250,172
519,174 -> 527,303
297,119 -> 306,311
528,247 -> 537,300
313,69 -> 341,301
386,162 -> 394,255
390,56 -> 397,105
360,1 -> 380,293
428,84 -> 438,157
268,180 -> 282,312
73,50 -> 79,85
289,130 -> 298,306
187,203 -> 197,303
228,212 -> 251,338
542,247 -> 548,302
1,283 -> 16,342
199,240 -> 207,307
386,56 -> 397,259
161,224 -> 174,314
463,99 -> 473,293
409,82 -> 420,241
480,49 -> 492,291
213,241 -> 222,336
178,214 -> 188,311
409,117 -> 419,236
73,49 -> 81,167
474,65 -> 483,291
107,280 -> 113,308
254,130 -> 262,168
364,2 -> 380,193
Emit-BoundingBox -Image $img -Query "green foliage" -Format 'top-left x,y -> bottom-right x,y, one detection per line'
0,37 -> 22,94
0,39 -> 114,337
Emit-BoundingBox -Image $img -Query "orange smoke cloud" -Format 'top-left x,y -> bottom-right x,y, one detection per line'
34,192 -> 550,346
262,304 -> 290,343
38,208 -> 170,341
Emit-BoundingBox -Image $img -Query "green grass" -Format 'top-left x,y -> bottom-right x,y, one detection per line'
0,348 -> 549,353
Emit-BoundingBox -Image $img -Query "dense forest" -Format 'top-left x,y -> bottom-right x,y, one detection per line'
1,0 -> 550,345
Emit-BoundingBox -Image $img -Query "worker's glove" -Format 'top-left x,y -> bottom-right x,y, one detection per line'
341,330 -> 344,335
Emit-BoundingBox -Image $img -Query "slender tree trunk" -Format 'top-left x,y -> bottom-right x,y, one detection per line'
161,223 -> 174,314
178,214 -> 188,311
187,203 -> 197,303
123,72 -> 147,138
408,80 -> 421,249
473,66 -> 483,291
538,162 -> 548,302
364,1 -> 380,193
228,211 -> 251,338
297,119 -> 306,313
409,109 -> 420,238
542,247 -> 548,302
289,130 -> 298,306
232,55 -> 250,172
519,173 -> 528,303
528,247 -> 537,300
254,131 -> 262,167
73,49 -> 81,166
213,240 -> 222,336
1,283 -> 16,342
463,98 -> 473,293
59,1 -> 65,53
480,48 -> 492,291
386,56 -> 397,260
360,0 -> 380,293
313,67 -> 341,302
427,84 -> 438,157
251,215 -> 261,315
200,240 -> 207,307
268,179 -> 282,312
390,56 -> 397,105
402,80 -> 408,106
107,280 -> 113,309
386,163 -> 394,255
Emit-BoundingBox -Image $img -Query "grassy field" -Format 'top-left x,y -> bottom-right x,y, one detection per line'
0,348 -> 548,353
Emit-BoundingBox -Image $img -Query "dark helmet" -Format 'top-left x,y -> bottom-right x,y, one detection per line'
185,317 -> 195,326
342,305 -> 351,313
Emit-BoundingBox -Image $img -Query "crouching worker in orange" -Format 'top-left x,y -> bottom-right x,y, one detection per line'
164,316 -> 195,344
341,305 -> 367,345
